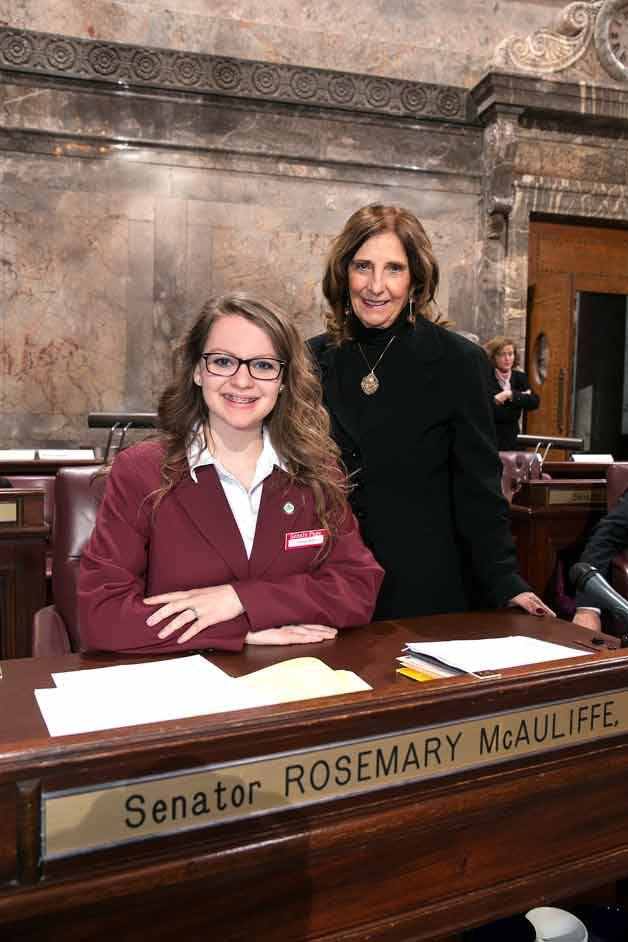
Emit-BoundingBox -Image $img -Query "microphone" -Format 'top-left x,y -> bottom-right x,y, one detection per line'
569,562 -> 628,627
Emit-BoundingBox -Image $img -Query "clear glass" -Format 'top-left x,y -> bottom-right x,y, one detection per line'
200,352 -> 286,381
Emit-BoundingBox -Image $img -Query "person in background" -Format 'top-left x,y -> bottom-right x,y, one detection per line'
79,294 -> 383,654
309,203 -> 553,621
572,492 -> 628,632
485,335 -> 539,451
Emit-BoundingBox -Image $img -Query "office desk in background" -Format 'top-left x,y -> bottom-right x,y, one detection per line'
510,478 -> 607,605
1,611 -> 627,941
0,488 -> 47,659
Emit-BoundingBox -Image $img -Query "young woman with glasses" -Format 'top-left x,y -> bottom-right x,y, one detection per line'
79,294 -> 383,654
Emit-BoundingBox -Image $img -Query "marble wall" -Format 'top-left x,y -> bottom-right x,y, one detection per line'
0,58 -> 482,446
1,0 -> 626,447
0,0 -> 563,88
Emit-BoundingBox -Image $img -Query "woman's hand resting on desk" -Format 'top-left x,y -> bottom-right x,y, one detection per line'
245,625 -> 338,645
508,592 -> 556,617
144,584 -> 244,644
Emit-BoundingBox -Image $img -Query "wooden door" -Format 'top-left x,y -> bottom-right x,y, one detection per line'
525,274 -> 575,439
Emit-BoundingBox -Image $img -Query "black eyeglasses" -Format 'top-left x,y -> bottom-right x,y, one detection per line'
200,352 -> 287,381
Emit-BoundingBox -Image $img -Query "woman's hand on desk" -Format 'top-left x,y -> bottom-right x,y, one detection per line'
144,585 -> 245,644
245,625 -> 338,645
508,591 -> 556,617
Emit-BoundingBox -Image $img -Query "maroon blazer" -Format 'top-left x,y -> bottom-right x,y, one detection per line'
78,441 -> 384,654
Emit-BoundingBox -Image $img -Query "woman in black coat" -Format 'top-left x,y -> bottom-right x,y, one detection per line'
309,203 -> 553,621
485,335 -> 540,451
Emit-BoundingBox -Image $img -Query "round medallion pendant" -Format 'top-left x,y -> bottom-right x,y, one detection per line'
361,372 -> 379,395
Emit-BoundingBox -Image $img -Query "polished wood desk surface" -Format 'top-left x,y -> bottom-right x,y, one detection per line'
0,609 -> 620,747
1,611 -> 628,942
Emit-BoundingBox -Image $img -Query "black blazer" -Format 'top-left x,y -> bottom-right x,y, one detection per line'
488,368 -> 540,451
309,318 -> 527,620
576,494 -> 628,608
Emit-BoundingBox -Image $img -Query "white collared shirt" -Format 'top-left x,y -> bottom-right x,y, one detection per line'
187,426 -> 287,558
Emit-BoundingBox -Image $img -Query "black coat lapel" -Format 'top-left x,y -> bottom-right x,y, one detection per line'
309,334 -> 360,450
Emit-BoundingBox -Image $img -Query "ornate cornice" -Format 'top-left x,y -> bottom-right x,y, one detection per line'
0,27 -> 474,125
494,1 -> 601,75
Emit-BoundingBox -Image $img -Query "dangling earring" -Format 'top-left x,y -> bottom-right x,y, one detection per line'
408,295 -> 414,320
344,301 -> 352,320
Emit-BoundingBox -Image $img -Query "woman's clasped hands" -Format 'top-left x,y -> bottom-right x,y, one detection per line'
144,585 -> 244,644
144,586 -> 338,645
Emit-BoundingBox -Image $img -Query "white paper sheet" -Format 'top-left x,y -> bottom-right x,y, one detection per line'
0,449 -> 36,460
51,654 -> 230,692
34,683 -> 266,737
570,453 -> 613,463
37,449 -> 96,460
36,655 -> 371,737
404,636 -> 588,674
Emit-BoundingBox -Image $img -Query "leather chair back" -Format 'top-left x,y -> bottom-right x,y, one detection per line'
606,462 -> 628,510
51,466 -> 106,650
499,451 -> 544,503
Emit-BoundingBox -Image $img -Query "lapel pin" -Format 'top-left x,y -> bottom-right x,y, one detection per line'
283,501 -> 295,515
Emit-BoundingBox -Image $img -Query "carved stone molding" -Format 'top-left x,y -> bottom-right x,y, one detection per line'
495,1 -> 602,75
0,27 -> 473,125
595,0 -> 628,80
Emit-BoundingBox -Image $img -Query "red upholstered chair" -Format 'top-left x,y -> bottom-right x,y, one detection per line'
606,462 -> 628,604
498,451 -> 546,503
32,465 -> 106,656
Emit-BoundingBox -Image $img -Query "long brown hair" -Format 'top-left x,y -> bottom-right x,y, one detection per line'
322,203 -> 440,343
156,294 -> 348,547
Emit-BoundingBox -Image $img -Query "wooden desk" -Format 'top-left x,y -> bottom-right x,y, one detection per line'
0,489 -> 47,659
1,612 -> 627,940
543,462 -> 611,480
511,479 -> 607,606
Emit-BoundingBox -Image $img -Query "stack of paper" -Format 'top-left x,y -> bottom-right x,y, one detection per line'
34,655 -> 371,738
397,635 -> 588,683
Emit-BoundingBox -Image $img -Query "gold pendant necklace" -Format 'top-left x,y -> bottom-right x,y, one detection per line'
357,335 -> 396,396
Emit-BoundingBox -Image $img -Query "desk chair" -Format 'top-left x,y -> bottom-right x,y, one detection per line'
32,466 -> 106,656
498,451 -> 545,503
606,462 -> 628,604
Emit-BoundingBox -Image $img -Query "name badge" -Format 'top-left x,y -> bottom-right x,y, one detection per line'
285,529 -> 327,550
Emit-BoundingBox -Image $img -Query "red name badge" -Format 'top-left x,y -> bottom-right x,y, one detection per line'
285,529 -> 327,550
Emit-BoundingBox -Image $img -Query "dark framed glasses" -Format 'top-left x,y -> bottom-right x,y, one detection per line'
200,352 -> 287,381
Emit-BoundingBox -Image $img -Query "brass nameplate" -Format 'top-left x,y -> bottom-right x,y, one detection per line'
43,689 -> 628,859
548,488 -> 602,505
0,501 -> 17,523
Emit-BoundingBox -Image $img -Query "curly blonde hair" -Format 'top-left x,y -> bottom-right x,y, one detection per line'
156,294 -> 347,551
322,203 -> 440,344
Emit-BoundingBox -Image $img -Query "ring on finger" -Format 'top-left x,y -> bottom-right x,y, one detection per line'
187,607 -> 199,621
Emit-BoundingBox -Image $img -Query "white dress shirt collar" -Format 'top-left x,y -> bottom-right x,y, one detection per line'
187,424 -> 287,484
